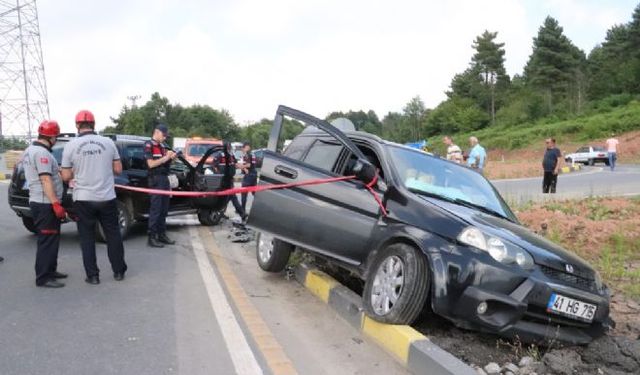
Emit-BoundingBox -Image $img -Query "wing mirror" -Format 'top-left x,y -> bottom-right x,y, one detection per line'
351,159 -> 377,184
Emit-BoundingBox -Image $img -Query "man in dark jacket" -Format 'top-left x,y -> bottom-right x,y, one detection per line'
542,138 -> 562,194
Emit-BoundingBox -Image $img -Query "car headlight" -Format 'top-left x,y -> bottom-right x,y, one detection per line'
458,227 -> 534,270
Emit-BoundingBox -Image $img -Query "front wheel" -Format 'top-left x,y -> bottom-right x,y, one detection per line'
22,216 -> 37,234
96,199 -> 133,242
197,208 -> 224,226
256,232 -> 293,272
363,243 -> 430,325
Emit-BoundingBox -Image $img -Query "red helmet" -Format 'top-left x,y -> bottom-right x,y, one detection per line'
38,120 -> 60,137
75,110 -> 95,124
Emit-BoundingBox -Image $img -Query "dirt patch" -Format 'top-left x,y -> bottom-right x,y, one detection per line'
483,130 -> 640,179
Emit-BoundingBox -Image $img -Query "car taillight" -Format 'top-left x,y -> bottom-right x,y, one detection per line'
598,153 -> 605,157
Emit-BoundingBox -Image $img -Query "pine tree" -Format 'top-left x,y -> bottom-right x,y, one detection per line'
524,16 -> 585,113
471,31 -> 509,124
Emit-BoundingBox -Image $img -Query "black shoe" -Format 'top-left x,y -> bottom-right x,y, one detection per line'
0,256 -> 4,262
37,279 -> 65,288
114,272 -> 125,281
158,233 -> 175,245
51,271 -> 68,279
148,235 -> 164,248
85,275 -> 100,285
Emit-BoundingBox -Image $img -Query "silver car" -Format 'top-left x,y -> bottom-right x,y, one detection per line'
565,146 -> 609,166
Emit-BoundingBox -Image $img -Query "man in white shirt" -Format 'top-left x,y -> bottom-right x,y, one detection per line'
605,134 -> 620,171
443,136 -> 463,163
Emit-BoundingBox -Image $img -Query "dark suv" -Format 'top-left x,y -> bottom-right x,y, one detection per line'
247,106 -> 613,345
8,134 -> 232,238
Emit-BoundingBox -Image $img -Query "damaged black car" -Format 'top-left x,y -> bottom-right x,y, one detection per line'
247,105 -> 613,345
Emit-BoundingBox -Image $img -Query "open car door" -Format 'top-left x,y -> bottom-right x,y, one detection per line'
246,106 -> 378,265
173,144 -> 233,212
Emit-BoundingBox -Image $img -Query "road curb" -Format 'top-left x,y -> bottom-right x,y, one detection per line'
560,164 -> 582,174
294,263 -> 476,375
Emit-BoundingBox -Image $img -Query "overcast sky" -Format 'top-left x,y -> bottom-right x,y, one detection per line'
38,0 -> 639,132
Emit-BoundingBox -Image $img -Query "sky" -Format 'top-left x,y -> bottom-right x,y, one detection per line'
35,0 -> 640,132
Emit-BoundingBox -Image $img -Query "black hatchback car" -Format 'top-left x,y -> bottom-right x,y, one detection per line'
8,134 -> 232,239
247,106 -> 613,345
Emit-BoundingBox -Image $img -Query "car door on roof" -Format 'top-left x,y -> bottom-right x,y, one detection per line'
247,108 -> 382,266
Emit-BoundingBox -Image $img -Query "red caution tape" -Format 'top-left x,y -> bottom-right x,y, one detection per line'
115,173 -> 388,216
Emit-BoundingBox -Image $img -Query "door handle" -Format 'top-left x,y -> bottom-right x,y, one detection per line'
274,165 -> 298,179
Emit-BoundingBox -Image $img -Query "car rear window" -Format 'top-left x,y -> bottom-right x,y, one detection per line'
303,140 -> 343,172
593,146 -> 606,152
125,145 -> 147,169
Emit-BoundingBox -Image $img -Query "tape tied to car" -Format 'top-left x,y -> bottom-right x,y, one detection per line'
114,172 -> 388,216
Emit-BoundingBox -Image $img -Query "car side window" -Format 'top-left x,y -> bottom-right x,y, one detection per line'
302,140 -> 343,172
125,145 -> 147,170
578,147 -> 589,153
283,136 -> 314,160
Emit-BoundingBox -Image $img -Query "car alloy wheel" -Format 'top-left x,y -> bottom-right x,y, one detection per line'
258,232 -> 275,264
371,255 -> 405,315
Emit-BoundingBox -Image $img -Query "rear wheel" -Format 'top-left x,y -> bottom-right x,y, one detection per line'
256,232 -> 293,272
96,199 -> 132,242
588,158 -> 595,166
22,216 -> 37,234
197,208 -> 224,226
363,243 -> 430,325
604,160 -> 610,166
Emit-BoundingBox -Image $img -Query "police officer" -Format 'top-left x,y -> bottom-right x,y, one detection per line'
23,120 -> 67,288
144,124 -> 177,248
240,142 -> 257,212
213,141 -> 247,221
61,110 -> 127,284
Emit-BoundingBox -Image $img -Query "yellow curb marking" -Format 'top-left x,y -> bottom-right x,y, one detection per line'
304,269 -> 339,303
361,316 -> 425,363
198,227 -> 298,375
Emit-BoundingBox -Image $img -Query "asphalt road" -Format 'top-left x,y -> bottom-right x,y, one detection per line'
492,164 -> 640,203
0,182 -> 406,375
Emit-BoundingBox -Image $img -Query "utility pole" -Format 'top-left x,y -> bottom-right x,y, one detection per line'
127,95 -> 141,109
0,0 -> 49,140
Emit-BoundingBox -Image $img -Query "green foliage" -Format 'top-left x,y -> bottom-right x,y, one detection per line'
109,92 -> 240,141
0,136 -> 29,151
427,97 -> 489,136
238,118 -> 304,149
326,109 -> 382,135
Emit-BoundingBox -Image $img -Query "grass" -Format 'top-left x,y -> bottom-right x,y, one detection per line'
597,233 -> 640,298
445,100 -> 640,152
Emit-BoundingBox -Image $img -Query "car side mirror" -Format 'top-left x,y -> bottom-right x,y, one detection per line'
351,159 -> 376,184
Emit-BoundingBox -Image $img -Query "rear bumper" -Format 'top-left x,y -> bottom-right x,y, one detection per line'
430,250 -> 612,345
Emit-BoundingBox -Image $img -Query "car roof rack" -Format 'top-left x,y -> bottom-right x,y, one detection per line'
102,134 -> 150,142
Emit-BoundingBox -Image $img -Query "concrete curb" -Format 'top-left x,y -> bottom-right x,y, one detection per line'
294,263 -> 476,375
560,164 -> 582,174
0,173 -> 9,181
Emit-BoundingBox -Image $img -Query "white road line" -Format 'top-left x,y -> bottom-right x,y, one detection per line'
189,226 -> 263,375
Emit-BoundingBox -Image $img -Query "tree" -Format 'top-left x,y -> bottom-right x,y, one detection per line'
524,17 -> 585,113
326,109 -> 382,135
403,96 -> 428,141
471,31 -> 509,124
109,92 -> 240,140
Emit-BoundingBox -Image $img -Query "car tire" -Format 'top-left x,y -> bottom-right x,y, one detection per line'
22,216 -> 37,234
197,208 -> 224,226
604,160 -> 610,166
256,232 -> 293,273
96,199 -> 133,242
363,243 -> 430,325
588,158 -> 595,166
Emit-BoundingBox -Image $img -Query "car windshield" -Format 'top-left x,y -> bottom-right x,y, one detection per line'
387,145 -> 517,222
187,144 -> 215,157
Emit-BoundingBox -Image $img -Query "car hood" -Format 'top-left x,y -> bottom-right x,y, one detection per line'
424,198 -> 596,279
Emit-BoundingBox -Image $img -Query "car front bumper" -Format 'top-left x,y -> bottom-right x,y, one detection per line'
429,249 -> 612,345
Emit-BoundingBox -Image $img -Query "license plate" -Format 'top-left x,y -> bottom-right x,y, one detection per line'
547,293 -> 597,322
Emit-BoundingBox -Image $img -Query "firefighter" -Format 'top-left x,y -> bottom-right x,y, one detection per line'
144,124 -> 177,248
213,141 -> 247,221
23,120 -> 67,288
240,142 -> 257,212
61,110 -> 128,284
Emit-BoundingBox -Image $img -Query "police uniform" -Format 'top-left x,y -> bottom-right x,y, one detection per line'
213,150 -> 246,218
23,141 -> 64,286
240,150 -> 258,211
144,139 -> 172,239
61,131 -> 127,281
